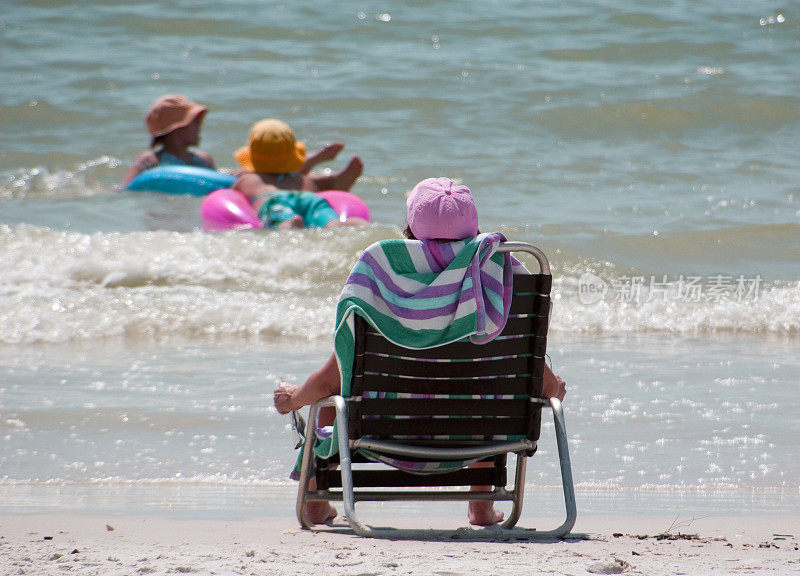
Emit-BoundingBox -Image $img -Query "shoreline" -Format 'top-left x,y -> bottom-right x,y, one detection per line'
3,483 -> 798,519
2,513 -> 798,575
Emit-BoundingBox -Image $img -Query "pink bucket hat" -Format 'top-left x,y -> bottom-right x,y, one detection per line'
406,177 -> 479,240
145,94 -> 207,147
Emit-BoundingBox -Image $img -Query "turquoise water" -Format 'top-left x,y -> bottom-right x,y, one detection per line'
1,1 -> 798,517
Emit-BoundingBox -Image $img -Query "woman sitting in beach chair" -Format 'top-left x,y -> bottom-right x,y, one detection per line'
274,177 -> 567,530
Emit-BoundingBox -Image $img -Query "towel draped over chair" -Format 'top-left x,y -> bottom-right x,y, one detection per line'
305,232 -> 526,463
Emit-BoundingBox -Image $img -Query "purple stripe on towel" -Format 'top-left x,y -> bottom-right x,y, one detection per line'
348,251 -> 418,298
438,241 -> 458,264
480,270 -> 505,296
347,273 -> 476,320
348,252 -> 473,300
424,241 -> 448,271
484,302 -> 506,328
347,272 -> 479,312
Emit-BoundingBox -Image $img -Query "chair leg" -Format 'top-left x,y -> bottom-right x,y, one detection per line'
331,395 -> 376,537
501,399 -> 576,537
295,396 -> 375,536
541,397 -> 577,538
295,402 -> 322,530
500,454 -> 527,529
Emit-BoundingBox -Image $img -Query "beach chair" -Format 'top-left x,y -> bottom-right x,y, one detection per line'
296,241 -> 576,537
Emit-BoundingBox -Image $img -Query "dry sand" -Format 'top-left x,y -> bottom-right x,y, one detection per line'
1,513 -> 798,575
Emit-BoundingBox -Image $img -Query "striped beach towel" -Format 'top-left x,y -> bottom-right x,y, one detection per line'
299,232 -> 526,470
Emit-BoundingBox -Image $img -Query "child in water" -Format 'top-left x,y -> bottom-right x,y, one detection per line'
122,94 -> 216,186
233,118 -> 366,229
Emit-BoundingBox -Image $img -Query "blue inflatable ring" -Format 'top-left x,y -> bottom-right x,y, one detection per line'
127,165 -> 237,196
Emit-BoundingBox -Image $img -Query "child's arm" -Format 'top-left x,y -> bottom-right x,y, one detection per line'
121,151 -> 158,187
233,173 -> 278,208
195,150 -> 216,170
299,142 -> 344,174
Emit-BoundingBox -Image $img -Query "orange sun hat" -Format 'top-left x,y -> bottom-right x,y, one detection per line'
234,119 -> 307,174
145,94 -> 207,147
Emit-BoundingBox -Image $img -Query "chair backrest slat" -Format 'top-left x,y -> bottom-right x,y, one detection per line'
360,417 -> 530,437
350,374 -> 530,396
362,354 -> 531,379
361,398 -> 528,417
363,330 -> 533,359
507,292 -> 550,315
512,273 -> 552,293
504,316 -> 548,337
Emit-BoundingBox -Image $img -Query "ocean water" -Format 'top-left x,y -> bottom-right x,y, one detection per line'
1,1 -> 798,519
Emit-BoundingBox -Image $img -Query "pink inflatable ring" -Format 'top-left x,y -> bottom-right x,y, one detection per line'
200,189 -> 370,231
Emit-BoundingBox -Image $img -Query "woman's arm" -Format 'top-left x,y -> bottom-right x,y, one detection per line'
274,353 -> 341,414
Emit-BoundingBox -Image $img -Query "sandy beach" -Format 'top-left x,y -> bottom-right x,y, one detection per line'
2,513 -> 798,575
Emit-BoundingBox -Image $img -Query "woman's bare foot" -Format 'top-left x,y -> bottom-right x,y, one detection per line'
305,475 -> 338,525
305,501 -> 338,525
467,501 -> 504,526
467,482 -> 504,526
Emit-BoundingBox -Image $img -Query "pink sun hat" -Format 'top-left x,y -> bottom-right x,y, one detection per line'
406,177 -> 479,240
145,94 -> 207,147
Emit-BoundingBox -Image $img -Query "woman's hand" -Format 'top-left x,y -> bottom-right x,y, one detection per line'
273,382 -> 298,415
542,367 -> 567,401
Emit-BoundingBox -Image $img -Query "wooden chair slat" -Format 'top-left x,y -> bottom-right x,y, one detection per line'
513,273 -> 552,294
351,374 -> 531,396
362,355 -> 531,378
323,467 -> 505,488
502,316 -> 535,336
360,398 -> 529,417
363,331 -> 533,359
507,293 -> 534,314
359,417 -> 530,437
